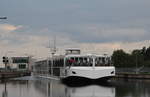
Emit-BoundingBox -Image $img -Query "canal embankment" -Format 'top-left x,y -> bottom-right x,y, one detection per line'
115,73 -> 150,79
0,70 -> 31,79
114,67 -> 150,79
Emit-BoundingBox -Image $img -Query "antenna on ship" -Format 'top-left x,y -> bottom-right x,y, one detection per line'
49,36 -> 57,76
50,36 -> 57,56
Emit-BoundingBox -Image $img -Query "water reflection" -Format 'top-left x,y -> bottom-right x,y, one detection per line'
115,79 -> 150,97
34,78 -> 115,97
2,82 -> 7,97
1,77 -> 150,97
0,80 -> 30,97
65,85 -> 115,97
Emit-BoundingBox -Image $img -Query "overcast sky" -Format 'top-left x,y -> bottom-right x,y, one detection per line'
0,0 -> 150,65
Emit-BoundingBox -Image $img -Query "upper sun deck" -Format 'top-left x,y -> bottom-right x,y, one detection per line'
65,54 -> 110,58
65,48 -> 110,58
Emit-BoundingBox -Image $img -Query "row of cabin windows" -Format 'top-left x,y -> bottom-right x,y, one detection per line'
66,57 -> 112,66
34,57 -> 112,71
66,57 -> 93,66
95,57 -> 112,66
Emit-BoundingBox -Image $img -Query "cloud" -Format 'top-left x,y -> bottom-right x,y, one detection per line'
0,24 -> 149,65
0,24 -> 23,40
0,24 -> 22,32
1,0 -> 150,66
74,40 -> 150,55
1,0 -> 150,44
99,28 -> 148,42
61,24 -> 149,43
0,23 -> 149,55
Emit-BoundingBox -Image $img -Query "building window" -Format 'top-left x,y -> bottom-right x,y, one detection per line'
18,64 -> 26,69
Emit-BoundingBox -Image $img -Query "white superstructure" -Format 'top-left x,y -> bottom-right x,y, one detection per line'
33,49 -> 115,81
64,54 -> 115,79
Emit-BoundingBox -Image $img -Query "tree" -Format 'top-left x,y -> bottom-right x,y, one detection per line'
145,46 -> 150,61
131,49 -> 145,67
112,46 -> 150,68
112,49 -> 132,67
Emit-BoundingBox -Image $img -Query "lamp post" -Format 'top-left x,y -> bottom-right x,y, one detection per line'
135,53 -> 138,74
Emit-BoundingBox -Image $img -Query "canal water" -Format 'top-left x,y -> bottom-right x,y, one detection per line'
0,76 -> 150,97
